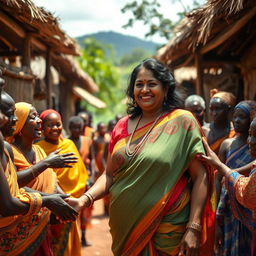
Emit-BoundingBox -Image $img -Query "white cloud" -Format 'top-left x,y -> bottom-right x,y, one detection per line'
33,0 -> 202,44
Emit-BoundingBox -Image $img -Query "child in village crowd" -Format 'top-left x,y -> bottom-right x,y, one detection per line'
68,115 -> 95,247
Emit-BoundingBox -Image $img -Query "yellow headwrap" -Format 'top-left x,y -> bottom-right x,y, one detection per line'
210,88 -> 236,107
6,102 -> 32,143
13,102 -> 32,136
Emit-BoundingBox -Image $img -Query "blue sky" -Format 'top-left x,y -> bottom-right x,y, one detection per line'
33,0 -> 202,44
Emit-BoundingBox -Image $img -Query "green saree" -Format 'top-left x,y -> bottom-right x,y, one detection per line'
109,109 -> 215,256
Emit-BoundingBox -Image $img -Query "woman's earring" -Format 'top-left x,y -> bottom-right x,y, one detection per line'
133,99 -> 137,107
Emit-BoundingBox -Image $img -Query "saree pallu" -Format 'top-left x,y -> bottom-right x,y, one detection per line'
11,144 -> 57,255
109,109 -> 216,256
12,144 -> 57,194
35,138 -> 88,256
217,144 -> 253,256
35,138 -> 88,198
0,151 -> 48,256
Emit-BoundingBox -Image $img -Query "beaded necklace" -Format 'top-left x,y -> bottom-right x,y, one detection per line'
125,113 -> 162,158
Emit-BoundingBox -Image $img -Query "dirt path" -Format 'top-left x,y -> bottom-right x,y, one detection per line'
82,199 -> 113,256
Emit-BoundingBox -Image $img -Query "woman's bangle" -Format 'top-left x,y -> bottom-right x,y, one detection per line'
186,222 -> 202,232
84,192 -> 94,208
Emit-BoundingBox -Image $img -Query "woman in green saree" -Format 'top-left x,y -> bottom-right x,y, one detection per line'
66,58 -> 215,256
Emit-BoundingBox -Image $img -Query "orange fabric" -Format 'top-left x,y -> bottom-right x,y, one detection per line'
95,140 -> 105,173
35,138 -> 87,256
6,102 -> 32,143
13,102 -> 32,137
210,89 -> 236,107
12,144 -> 56,194
234,172 -> 256,212
80,136 -> 91,166
210,129 -> 236,153
0,151 -> 49,256
84,126 -> 94,138
35,138 -> 88,198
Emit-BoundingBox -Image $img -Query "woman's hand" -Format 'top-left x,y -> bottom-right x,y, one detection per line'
199,137 -> 232,176
178,229 -> 200,256
44,149 -> 78,168
43,194 -> 78,221
65,195 -> 90,213
198,137 -> 222,169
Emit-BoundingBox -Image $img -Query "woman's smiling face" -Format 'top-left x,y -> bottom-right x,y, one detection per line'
133,68 -> 166,115
42,113 -> 63,143
21,107 -> 42,140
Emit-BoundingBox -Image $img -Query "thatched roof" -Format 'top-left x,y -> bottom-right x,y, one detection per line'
157,0 -> 256,67
0,0 -> 99,93
0,0 -> 80,56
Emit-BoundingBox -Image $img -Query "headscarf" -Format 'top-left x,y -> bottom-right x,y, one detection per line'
185,94 -> 206,109
40,109 -> 61,122
14,102 -> 32,136
235,101 -> 256,120
210,88 -> 236,107
6,102 -> 32,143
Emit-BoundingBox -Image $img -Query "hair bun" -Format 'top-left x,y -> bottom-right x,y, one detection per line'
210,88 -> 219,98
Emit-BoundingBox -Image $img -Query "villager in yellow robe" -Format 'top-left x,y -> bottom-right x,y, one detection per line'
36,137 -> 88,256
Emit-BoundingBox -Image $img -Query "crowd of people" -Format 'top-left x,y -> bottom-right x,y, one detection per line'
0,58 -> 256,256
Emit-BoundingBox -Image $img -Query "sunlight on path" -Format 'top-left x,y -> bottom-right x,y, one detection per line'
82,199 -> 113,256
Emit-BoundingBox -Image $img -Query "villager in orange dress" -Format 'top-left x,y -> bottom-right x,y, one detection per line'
68,115 -> 94,246
93,122 -> 109,215
36,109 -> 88,256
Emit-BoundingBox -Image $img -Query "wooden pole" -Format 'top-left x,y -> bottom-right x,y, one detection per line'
45,48 -> 52,108
195,52 -> 204,97
22,33 -> 31,69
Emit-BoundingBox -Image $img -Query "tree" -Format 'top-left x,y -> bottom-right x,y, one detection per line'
121,0 -> 202,40
120,48 -> 152,66
78,38 -> 126,124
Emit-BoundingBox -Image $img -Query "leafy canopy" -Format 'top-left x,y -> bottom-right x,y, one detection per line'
121,0 -> 202,40
78,38 -> 126,124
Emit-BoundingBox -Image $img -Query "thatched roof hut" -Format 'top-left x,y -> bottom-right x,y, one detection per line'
157,0 -> 256,101
0,0 -> 80,56
0,0 -> 103,129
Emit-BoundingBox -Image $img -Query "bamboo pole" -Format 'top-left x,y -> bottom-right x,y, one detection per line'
195,52 -> 204,97
45,48 -> 52,108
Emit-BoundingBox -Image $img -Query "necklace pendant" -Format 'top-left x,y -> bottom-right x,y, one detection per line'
125,113 -> 163,158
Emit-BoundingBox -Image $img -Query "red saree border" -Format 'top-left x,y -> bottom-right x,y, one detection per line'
122,175 -> 188,256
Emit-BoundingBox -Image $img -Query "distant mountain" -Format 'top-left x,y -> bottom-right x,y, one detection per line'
76,31 -> 159,58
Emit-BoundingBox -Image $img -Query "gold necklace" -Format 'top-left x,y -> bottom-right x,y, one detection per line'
125,113 -> 162,158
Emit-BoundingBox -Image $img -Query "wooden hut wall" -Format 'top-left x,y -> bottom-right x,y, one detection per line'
3,75 -> 34,104
58,80 -> 75,132
241,43 -> 256,100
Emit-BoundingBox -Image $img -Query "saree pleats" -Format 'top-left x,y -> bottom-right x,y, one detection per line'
109,110 -> 216,255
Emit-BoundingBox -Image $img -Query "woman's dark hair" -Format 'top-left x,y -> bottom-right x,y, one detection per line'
126,58 -> 184,118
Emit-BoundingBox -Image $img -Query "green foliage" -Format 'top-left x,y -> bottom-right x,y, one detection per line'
78,38 -> 126,124
121,0 -> 202,40
120,48 -> 152,66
